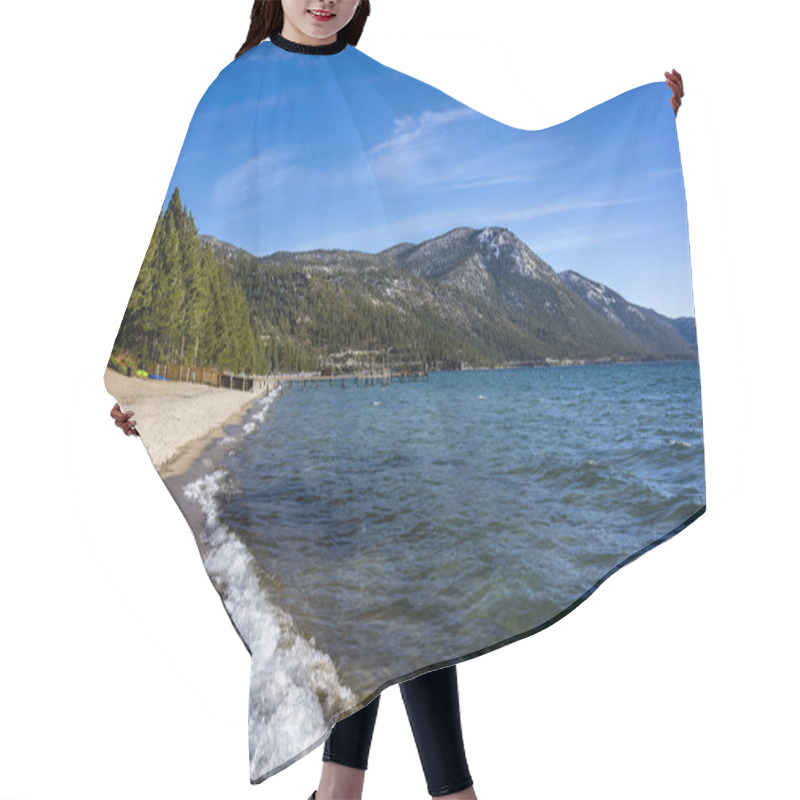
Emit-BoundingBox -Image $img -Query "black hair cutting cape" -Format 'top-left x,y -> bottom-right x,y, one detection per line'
105,32 -> 705,783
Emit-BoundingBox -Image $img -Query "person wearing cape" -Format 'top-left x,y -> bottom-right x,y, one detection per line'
106,0 -> 700,793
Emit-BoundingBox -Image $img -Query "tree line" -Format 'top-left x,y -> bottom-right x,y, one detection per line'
112,188 -> 266,374
111,188 -> 678,379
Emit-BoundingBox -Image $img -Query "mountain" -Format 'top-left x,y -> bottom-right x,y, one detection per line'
558,269 -> 697,358
199,226 -> 697,372
670,316 -> 698,351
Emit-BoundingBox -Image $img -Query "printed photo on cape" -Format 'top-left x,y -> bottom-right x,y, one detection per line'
104,29 -> 704,783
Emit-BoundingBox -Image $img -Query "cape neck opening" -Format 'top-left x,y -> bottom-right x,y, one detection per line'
270,31 -> 348,55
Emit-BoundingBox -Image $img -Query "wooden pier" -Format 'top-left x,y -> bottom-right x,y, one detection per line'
134,360 -> 428,394
283,370 -> 429,390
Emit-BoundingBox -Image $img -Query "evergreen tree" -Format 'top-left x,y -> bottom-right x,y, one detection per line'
112,187 -> 266,376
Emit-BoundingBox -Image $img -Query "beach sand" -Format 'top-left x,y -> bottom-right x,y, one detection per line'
104,368 -> 272,477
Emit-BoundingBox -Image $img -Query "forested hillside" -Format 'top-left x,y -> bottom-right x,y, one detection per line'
111,189 -> 267,374
110,189 -> 697,377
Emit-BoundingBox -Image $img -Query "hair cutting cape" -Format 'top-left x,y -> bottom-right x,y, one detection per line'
105,32 -> 705,784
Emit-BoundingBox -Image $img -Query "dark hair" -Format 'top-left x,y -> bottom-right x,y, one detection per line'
236,1 -> 371,59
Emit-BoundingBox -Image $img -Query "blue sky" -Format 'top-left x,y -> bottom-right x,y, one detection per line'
163,41 -> 694,319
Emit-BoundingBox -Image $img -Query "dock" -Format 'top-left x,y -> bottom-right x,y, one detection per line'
282,370 -> 429,390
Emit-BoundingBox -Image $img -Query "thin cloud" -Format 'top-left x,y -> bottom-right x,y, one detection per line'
365,107 -> 566,192
497,193 -> 663,223
531,222 -> 659,254
212,146 -> 303,206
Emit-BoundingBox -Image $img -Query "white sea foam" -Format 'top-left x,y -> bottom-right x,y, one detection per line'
183,453 -> 355,781
227,386 -> 284,439
252,385 -> 283,423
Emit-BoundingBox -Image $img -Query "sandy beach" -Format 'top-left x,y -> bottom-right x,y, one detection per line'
104,368 -> 274,477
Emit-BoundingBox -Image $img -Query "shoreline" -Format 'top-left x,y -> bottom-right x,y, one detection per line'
157,399 -> 260,479
104,359 -> 696,478
104,368 -> 275,478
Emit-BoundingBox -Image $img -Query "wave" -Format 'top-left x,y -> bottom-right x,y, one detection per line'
182,395 -> 356,781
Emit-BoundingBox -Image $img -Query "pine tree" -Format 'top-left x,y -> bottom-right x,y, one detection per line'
114,211 -> 161,360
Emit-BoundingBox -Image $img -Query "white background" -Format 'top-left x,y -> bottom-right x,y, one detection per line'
1,1 -> 796,798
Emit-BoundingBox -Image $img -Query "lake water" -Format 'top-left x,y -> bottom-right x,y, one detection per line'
170,360 -> 705,771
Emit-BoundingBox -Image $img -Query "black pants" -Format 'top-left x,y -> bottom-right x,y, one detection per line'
323,665 -> 473,797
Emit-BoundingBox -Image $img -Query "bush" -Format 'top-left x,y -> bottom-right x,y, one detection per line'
107,353 -> 127,374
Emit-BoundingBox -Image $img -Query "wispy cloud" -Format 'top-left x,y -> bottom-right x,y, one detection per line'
212,146 -> 303,207
642,167 -> 682,180
369,107 -> 479,155
531,221 -> 659,254
366,111 -> 570,197
496,193 -> 663,224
